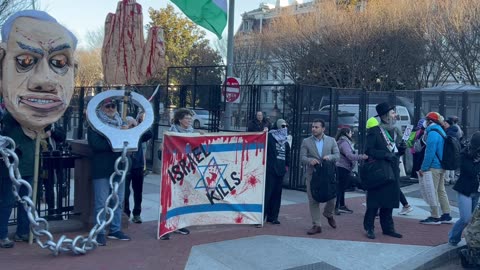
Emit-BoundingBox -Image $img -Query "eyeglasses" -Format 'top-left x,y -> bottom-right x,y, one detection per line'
282,124 -> 288,128
104,104 -> 116,109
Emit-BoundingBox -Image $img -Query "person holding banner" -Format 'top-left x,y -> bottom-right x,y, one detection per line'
264,119 -> 291,225
247,111 -> 271,132
160,108 -> 196,240
363,103 -> 406,240
300,119 -> 340,235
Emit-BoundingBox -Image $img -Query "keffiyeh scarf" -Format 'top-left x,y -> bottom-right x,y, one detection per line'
97,109 -> 125,128
269,128 -> 288,144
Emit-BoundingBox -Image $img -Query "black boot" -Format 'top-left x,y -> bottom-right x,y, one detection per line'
366,229 -> 375,239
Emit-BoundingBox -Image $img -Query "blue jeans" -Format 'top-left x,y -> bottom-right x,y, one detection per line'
448,192 -> 480,244
16,176 -> 33,236
0,176 -> 32,238
93,176 -> 125,235
0,177 -> 15,239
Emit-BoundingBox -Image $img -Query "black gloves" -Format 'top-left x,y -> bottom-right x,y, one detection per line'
384,152 -> 396,162
397,141 -> 407,153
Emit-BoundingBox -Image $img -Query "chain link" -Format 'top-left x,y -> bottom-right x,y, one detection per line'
0,135 -> 129,256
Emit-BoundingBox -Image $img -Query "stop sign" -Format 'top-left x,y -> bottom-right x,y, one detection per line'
223,77 -> 240,103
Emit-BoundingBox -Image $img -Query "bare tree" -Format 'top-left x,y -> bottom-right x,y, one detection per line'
0,0 -> 38,27
431,0 -> 480,86
85,26 -> 104,50
75,48 -> 103,87
263,0 -> 428,90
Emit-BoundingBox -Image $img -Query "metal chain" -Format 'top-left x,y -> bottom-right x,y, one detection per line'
0,135 -> 129,255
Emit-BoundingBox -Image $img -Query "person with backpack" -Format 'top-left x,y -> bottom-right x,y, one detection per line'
418,112 -> 454,225
448,131 -> 480,246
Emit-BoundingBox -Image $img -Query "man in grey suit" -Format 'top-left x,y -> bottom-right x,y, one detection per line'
300,119 -> 340,235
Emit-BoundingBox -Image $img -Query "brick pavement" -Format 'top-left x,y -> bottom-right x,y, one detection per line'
0,195 -> 454,270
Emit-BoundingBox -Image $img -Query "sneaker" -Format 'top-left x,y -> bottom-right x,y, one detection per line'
174,228 -> 190,235
160,233 -> 170,240
96,234 -> 106,246
448,240 -> 459,246
399,206 -> 414,215
107,231 -> 131,241
420,217 -> 441,225
335,209 -> 341,215
338,206 -> 353,214
13,234 -> 29,242
440,214 -> 454,224
0,237 -> 14,248
132,215 -> 142,224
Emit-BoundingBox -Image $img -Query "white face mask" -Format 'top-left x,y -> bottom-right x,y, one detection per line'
422,120 -> 428,129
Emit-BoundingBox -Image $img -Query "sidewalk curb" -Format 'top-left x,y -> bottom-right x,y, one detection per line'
391,241 -> 463,270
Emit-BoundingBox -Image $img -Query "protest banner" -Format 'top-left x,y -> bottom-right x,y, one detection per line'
158,131 -> 267,238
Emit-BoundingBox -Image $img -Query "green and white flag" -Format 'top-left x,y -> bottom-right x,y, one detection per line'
171,0 -> 227,39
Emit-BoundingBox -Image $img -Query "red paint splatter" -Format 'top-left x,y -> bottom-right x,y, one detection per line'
234,214 -> 244,224
206,171 -> 218,186
248,176 -> 260,187
183,196 -> 189,205
231,189 -> 237,195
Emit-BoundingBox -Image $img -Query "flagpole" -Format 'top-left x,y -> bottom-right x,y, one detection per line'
224,0 -> 235,130
226,0 -> 234,76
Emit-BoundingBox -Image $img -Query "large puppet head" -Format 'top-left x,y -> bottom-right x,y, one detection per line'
0,10 -> 77,136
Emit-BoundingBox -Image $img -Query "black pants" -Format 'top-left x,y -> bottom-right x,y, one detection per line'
124,167 -> 144,217
410,151 -> 425,178
42,168 -> 65,217
264,171 -> 283,221
363,207 -> 395,233
400,191 -> 408,207
335,167 -> 350,208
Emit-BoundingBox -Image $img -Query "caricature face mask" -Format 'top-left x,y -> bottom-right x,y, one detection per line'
0,17 -> 75,131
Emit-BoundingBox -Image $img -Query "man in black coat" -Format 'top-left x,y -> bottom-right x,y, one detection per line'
247,111 -> 271,132
363,102 -> 407,239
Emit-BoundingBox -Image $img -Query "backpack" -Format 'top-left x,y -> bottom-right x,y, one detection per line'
431,129 -> 461,170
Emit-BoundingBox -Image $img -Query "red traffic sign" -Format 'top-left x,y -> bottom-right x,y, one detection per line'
223,77 -> 240,103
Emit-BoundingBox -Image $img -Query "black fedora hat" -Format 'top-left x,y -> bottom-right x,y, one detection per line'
375,102 -> 395,117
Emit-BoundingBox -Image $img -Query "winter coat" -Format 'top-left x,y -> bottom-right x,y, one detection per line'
453,150 -> 480,197
266,133 -> 291,177
364,126 -> 405,209
247,119 -> 271,132
446,125 -> 460,139
88,127 -> 124,179
0,113 -> 35,177
130,129 -> 153,169
421,124 -> 445,171
336,136 -> 363,172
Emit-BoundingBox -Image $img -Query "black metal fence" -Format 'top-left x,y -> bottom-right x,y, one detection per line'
35,84 -> 480,191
